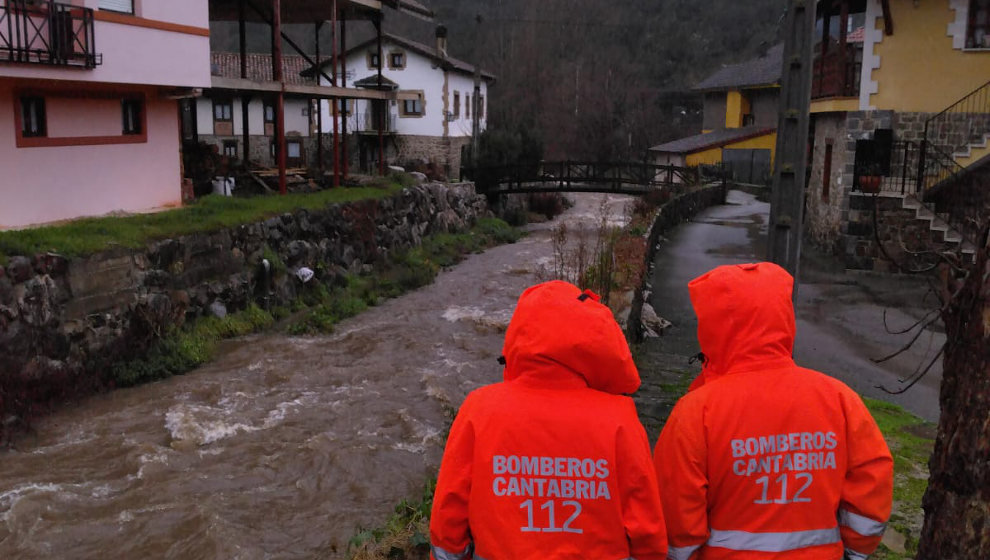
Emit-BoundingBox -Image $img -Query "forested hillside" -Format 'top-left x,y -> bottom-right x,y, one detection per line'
211,0 -> 786,159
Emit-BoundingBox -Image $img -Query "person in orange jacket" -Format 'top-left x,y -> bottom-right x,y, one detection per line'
430,280 -> 668,560
654,262 -> 893,560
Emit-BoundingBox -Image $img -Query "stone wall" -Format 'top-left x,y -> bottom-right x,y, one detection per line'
806,113 -> 851,254
843,192 -> 951,272
627,183 -> 728,342
394,135 -> 471,180
0,183 -> 488,421
201,135 -> 320,169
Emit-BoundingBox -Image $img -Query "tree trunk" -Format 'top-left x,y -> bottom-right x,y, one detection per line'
917,230 -> 990,559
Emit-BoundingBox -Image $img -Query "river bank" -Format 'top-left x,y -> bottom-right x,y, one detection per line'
0,181 -> 489,439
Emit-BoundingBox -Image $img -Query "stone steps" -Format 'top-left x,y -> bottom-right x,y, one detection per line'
899,194 -> 977,256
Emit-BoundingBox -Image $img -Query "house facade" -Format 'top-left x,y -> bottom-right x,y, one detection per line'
650,45 -> 781,184
315,30 -> 493,177
191,53 -> 316,168
0,0 -> 210,229
805,0 -> 990,269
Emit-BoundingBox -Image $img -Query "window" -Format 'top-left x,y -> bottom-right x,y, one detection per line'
337,99 -> 353,115
287,141 -> 302,159
968,0 -> 990,48
822,142 -> 833,201
453,92 -> 460,117
389,52 -> 406,69
479,95 -> 485,119
20,96 -> 46,138
742,114 -> 755,126
223,140 -> 238,158
99,0 -> 134,14
121,99 -> 142,135
466,94 -> 471,119
368,52 -> 381,69
400,96 -> 424,117
214,100 -> 233,122
263,102 -> 275,123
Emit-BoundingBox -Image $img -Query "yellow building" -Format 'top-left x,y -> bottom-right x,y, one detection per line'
649,45 -> 781,184
805,0 -> 990,268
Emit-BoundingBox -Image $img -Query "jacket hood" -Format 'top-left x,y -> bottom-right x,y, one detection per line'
501,281 -> 640,395
688,262 -> 796,388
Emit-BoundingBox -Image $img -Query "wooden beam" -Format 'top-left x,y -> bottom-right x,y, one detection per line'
881,0 -> 893,35
210,77 -> 395,100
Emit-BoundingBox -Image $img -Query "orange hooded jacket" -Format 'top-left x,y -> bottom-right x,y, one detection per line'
430,281 -> 668,560
654,263 -> 893,560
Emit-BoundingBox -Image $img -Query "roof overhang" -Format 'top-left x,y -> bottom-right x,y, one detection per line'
209,0 -> 385,24
209,76 -> 395,100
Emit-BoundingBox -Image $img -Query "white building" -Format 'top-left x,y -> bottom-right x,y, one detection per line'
312,29 -> 494,178
191,53 -> 317,168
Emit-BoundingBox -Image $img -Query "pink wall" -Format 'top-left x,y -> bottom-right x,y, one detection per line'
48,97 -> 124,137
1,0 -> 210,88
0,84 -> 182,229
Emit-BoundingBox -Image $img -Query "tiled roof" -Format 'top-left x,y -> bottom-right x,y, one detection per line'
308,33 -> 495,81
211,52 -> 315,86
692,44 -> 783,92
649,126 -> 775,154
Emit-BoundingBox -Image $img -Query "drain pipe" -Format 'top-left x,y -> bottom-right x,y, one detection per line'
261,258 -> 272,311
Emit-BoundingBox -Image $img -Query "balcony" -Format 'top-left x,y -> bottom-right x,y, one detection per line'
1,0 -> 101,69
347,110 -> 396,134
812,39 -> 862,99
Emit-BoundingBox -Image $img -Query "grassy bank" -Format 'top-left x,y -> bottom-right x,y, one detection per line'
864,397 -> 936,560
0,178 -> 409,264
109,217 -> 521,388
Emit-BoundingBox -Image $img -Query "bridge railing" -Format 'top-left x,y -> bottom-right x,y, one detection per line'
461,160 -> 705,194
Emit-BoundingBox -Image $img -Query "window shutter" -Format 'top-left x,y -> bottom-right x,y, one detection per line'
98,0 -> 133,13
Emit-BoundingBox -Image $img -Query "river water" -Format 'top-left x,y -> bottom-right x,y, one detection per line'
0,193 -> 636,559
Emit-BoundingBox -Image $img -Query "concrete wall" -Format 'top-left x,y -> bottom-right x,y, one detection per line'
1,0 -> 210,88
750,89 -> 780,129
0,82 -> 183,229
628,182 -> 728,342
702,92 -> 727,131
868,0 -> 990,112
685,132 -> 778,166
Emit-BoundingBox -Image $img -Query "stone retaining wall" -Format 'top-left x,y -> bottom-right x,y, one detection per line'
0,183 -> 488,422
627,183 -> 728,342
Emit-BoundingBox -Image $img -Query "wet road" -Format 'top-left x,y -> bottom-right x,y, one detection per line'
648,189 -> 943,422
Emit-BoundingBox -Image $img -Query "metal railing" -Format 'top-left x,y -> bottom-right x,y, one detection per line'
0,0 -> 100,68
344,111 -> 396,134
461,160 -> 705,195
922,79 -> 990,162
853,141 -> 922,195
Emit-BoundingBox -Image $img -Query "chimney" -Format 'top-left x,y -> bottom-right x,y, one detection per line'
435,25 -> 448,58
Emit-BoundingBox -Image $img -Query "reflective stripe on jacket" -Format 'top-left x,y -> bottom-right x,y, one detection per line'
653,263 -> 893,560
430,281 -> 668,560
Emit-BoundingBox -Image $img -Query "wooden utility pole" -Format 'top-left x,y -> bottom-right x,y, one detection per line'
768,0 -> 815,287
272,0 -> 287,195
471,15 -> 482,168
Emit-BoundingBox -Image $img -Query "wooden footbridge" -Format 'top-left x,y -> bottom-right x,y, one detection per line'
461,161 -> 719,195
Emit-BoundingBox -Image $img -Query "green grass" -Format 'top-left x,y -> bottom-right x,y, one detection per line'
0,182 -> 404,264
110,304 -> 274,387
288,218 -> 522,336
864,397 -> 936,560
